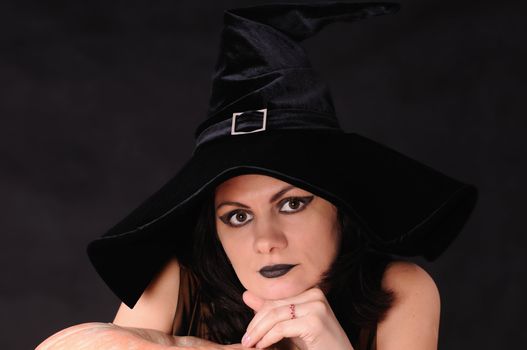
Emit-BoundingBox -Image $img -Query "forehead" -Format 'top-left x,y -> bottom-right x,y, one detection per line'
214,174 -> 303,199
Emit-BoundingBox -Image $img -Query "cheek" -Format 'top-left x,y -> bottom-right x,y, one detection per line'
216,230 -> 249,265
294,215 -> 340,264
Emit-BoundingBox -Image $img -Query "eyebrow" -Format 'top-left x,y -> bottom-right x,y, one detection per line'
216,185 -> 296,211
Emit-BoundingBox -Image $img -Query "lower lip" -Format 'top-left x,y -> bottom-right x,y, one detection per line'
259,265 -> 296,278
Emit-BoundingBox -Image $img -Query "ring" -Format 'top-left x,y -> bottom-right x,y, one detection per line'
289,304 -> 296,319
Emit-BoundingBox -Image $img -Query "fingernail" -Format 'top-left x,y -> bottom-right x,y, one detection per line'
242,332 -> 251,346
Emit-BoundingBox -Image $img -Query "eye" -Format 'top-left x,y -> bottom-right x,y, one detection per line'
279,196 -> 314,213
220,210 -> 254,227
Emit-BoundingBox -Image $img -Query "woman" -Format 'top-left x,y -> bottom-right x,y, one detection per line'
37,2 -> 478,350
170,174 -> 442,349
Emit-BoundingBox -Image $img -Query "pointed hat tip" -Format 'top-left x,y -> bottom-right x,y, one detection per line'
224,1 -> 401,42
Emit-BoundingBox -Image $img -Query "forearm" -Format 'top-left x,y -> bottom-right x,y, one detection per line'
36,322 -> 203,350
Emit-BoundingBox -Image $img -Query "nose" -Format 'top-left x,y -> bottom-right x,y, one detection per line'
253,217 -> 288,254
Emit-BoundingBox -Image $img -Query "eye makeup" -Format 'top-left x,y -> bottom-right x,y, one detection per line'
278,195 -> 314,214
218,195 -> 315,227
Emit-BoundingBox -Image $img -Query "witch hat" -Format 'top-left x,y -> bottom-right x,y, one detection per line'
87,2 -> 478,309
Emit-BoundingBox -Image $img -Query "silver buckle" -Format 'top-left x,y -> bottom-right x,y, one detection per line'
231,108 -> 267,135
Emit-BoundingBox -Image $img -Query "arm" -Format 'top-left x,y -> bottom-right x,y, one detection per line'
36,322 -> 250,350
35,322 -> 179,350
376,261 -> 441,350
113,256 -> 181,333
36,257 -> 199,349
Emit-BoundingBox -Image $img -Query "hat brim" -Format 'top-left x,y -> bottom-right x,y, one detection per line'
87,130 -> 478,308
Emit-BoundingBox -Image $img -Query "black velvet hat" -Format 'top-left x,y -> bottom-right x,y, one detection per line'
87,1 -> 478,309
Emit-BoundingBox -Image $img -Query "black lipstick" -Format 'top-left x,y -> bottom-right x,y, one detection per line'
259,264 -> 297,278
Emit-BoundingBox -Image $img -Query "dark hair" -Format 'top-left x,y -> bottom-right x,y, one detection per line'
191,191 -> 394,345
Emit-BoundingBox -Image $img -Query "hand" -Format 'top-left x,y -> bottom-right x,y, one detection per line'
241,288 -> 354,350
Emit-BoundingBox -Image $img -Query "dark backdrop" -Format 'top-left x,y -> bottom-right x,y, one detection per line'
1,1 -> 525,349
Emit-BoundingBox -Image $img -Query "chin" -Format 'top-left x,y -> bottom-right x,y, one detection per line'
255,279 -> 309,300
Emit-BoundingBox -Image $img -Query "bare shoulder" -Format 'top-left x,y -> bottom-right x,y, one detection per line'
377,260 -> 440,350
382,260 -> 440,299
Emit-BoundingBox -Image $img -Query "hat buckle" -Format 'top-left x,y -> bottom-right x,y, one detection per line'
231,108 -> 267,135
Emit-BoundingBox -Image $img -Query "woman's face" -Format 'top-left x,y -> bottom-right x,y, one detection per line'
214,174 -> 341,300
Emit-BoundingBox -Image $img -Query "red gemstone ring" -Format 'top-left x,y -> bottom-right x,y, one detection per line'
289,304 -> 296,319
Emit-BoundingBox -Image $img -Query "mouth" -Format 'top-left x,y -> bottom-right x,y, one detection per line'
259,264 -> 297,278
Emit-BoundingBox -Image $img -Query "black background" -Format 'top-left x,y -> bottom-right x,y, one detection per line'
1,1 -> 525,349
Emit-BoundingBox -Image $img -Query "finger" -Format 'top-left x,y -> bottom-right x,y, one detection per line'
244,287 -> 325,334
242,290 -> 265,313
253,317 -> 308,349
242,302 -> 306,348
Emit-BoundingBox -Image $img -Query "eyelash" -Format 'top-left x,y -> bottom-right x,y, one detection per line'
219,196 -> 314,227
